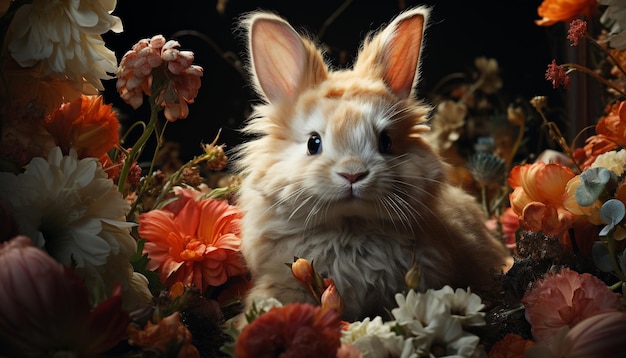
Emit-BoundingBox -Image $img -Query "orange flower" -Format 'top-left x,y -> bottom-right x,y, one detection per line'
488,333 -> 535,358
138,187 -> 246,293
0,236 -> 129,356
521,268 -> 622,344
235,303 -> 343,358
578,100 -> 626,169
44,94 -> 120,159
508,162 -> 576,237
128,312 -> 200,358
535,0 -> 598,26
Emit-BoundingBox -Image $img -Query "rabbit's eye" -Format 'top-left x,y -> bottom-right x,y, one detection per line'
307,133 -> 322,155
379,131 -> 392,154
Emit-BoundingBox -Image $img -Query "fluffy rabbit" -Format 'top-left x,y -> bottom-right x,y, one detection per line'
233,6 -> 508,321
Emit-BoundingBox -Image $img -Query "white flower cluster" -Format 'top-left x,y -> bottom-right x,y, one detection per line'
0,147 -> 151,311
341,286 -> 487,358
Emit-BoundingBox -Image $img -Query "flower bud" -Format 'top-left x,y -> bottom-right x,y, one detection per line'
321,279 -> 344,316
405,261 -> 421,289
291,257 -> 314,286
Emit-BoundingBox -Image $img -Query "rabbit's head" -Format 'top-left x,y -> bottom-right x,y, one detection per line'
235,7 -> 447,230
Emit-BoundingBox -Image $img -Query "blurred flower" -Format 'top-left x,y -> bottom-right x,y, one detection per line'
467,151 -> 506,186
0,146 -> 150,309
138,187 -> 246,293
568,19 -> 588,46
546,59 -> 571,89
591,148 -> 626,175
508,162 -> 576,237
425,100 -> 467,150
43,94 -> 120,159
521,268 -> 623,344
474,57 -> 502,94
116,35 -> 203,121
599,0 -> 626,50
341,316 -> 405,357
128,311 -> 200,358
499,207 -> 520,249
0,236 -> 129,357
535,0 -> 598,26
5,0 -> 123,91
234,303 -> 343,358
487,333 -> 535,358
525,311 -> 626,357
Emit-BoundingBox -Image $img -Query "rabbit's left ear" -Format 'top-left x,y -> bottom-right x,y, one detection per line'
355,7 -> 429,99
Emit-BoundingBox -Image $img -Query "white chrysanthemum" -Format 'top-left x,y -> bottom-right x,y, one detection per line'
591,149 -> 626,176
431,286 -> 486,327
341,317 -> 406,357
392,289 -> 448,336
0,147 -> 150,309
6,0 -> 123,91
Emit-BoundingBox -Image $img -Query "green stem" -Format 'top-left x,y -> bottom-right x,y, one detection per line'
118,97 -> 160,194
607,232 -> 626,283
564,63 -> 626,98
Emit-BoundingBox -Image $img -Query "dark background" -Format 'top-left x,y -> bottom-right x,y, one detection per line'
102,0 -> 569,164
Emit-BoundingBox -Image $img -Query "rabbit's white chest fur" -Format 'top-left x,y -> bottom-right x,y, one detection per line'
234,6 -> 508,321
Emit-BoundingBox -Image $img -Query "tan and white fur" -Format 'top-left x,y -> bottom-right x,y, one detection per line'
234,6 -> 508,321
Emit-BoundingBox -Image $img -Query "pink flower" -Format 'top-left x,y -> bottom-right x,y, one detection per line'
116,35 -> 203,121
0,236 -> 129,356
526,311 -> 626,357
567,19 -> 587,46
138,187 -> 246,293
521,268 -> 622,343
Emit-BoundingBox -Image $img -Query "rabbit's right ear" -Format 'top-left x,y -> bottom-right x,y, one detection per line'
244,12 -> 328,103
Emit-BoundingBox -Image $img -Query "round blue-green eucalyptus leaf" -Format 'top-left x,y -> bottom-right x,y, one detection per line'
592,242 -> 613,272
576,168 -> 616,206
600,198 -> 626,226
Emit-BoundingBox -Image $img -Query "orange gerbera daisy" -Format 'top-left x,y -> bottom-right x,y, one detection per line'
44,94 -> 120,159
138,187 -> 246,293
535,0 -> 599,26
235,303 -> 343,358
508,162 -> 576,237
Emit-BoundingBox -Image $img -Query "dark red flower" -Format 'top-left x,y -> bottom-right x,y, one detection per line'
235,303 -> 342,358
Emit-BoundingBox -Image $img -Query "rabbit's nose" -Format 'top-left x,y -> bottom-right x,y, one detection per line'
338,171 -> 369,184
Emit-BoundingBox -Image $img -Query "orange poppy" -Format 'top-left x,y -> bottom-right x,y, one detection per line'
535,0 -> 599,26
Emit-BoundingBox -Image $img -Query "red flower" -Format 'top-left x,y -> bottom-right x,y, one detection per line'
577,100 -> 626,169
488,333 -> 535,358
138,187 -> 246,293
521,268 -> 622,344
44,94 -> 120,159
235,303 -> 343,358
567,19 -> 587,46
128,312 -> 200,358
545,59 -> 570,89
0,236 -> 129,356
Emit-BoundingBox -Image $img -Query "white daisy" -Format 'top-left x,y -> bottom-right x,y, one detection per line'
430,286 -> 487,327
341,316 -> 406,357
391,289 -> 448,336
6,0 -> 123,91
0,146 -> 150,309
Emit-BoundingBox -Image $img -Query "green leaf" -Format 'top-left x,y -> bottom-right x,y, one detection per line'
131,238 -> 164,293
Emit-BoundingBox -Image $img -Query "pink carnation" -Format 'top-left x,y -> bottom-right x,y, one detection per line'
521,268 -> 622,343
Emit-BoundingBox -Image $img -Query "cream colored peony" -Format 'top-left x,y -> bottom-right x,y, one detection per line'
6,0 -> 123,91
0,147 -> 151,310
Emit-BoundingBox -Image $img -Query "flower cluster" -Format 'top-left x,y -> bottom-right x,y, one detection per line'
2,0 -> 626,357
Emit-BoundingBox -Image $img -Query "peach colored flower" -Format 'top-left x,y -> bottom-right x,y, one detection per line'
0,236 -> 129,357
535,0 -> 599,26
499,207 -> 520,249
128,311 -> 200,358
521,268 -> 622,344
138,187 -> 246,293
487,333 -> 535,358
235,303 -> 343,358
44,94 -> 120,159
116,35 -> 203,121
508,162 -> 576,237
525,311 -> 626,357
